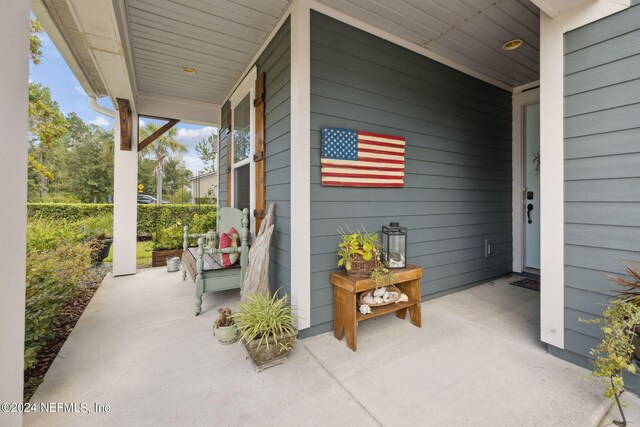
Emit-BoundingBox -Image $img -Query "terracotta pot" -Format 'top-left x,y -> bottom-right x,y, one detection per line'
214,324 -> 238,344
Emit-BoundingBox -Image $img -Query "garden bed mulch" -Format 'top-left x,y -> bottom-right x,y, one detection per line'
24,264 -> 110,401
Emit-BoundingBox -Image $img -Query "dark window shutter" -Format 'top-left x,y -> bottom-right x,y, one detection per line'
253,72 -> 266,230
224,101 -> 232,207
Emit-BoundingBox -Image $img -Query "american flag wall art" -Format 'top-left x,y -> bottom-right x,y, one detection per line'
320,127 -> 406,187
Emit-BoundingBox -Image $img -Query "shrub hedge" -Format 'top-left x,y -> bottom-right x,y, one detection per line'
25,218 -> 93,369
28,203 -> 217,236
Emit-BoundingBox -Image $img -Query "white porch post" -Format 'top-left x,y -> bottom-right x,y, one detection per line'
0,1 -> 29,424
290,0 -> 311,330
538,0 -> 629,348
113,109 -> 138,276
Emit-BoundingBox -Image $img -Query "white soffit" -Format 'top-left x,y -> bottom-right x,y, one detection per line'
530,0 -> 595,18
314,0 -> 541,88
123,0 -> 291,105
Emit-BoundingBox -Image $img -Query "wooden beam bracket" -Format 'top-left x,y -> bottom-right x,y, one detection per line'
116,98 -> 132,151
137,118 -> 180,152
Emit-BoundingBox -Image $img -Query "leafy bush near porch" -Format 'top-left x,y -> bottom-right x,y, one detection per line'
28,203 -> 112,223
26,216 -> 84,251
27,203 -> 217,236
152,210 -> 218,250
25,218 -> 93,369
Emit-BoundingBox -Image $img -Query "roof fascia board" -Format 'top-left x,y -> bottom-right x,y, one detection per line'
65,0 -> 136,110
31,0 -> 100,97
111,0 -> 139,99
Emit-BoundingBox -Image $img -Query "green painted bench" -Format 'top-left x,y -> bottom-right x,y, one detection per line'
180,207 -> 250,315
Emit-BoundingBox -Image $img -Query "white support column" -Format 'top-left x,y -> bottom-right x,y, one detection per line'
290,0 -> 311,330
113,110 -> 138,276
539,0 -> 629,348
0,1 -> 29,425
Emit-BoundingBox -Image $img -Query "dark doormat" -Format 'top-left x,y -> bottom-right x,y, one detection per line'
510,277 -> 540,292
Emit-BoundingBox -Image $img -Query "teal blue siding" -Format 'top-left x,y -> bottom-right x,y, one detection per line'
305,12 -> 513,336
258,19 -> 291,297
218,19 -> 291,296
558,4 -> 640,387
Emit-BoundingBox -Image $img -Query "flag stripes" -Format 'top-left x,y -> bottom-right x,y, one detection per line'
321,127 -> 406,187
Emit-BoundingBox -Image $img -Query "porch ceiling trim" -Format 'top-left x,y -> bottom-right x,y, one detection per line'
136,91 -> 220,126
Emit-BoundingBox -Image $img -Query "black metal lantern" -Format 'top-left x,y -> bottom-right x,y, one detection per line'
382,222 -> 407,269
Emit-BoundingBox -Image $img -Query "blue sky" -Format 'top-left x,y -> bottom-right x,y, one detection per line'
29,22 -> 216,174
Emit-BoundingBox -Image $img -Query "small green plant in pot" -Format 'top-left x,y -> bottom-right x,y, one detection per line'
581,261 -> 640,426
213,307 -> 238,344
337,226 -> 395,292
581,302 -> 640,426
232,292 -> 297,371
337,226 -> 383,277
80,214 -> 113,263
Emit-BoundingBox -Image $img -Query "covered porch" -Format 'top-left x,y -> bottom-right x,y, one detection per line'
24,268 -> 609,426
3,0 -> 638,423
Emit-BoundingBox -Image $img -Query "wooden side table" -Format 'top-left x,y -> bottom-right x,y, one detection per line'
331,265 -> 423,351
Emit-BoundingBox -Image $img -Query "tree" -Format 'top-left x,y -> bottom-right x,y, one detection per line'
45,113 -> 114,203
139,123 -> 187,203
163,157 -> 192,196
195,132 -> 218,174
27,19 -> 69,194
137,156 -> 157,198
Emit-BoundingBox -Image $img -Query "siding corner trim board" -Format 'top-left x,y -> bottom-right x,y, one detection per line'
307,11 -> 513,335
561,3 -> 640,392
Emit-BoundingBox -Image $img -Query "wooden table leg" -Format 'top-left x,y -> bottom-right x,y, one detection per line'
333,286 -> 357,350
333,286 -> 344,341
397,279 -> 422,327
395,307 -> 407,320
344,290 -> 357,352
407,279 -> 422,327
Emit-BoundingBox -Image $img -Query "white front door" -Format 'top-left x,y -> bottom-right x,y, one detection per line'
523,102 -> 540,270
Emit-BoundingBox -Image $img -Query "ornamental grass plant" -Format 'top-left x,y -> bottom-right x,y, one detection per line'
233,292 -> 296,352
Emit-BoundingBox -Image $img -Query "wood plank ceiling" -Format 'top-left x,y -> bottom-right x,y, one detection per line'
316,0 -> 540,88
124,0 -> 290,103
124,0 -> 538,105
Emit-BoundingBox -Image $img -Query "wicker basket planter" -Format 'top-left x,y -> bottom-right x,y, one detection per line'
243,330 -> 298,372
346,255 -> 378,278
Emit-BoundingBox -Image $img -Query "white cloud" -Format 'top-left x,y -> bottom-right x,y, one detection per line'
73,84 -> 85,95
182,155 -> 207,174
89,116 -> 111,128
139,118 -> 146,128
175,126 -> 217,147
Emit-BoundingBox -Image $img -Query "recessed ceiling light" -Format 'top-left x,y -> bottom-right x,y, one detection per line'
502,39 -> 523,50
181,67 -> 197,75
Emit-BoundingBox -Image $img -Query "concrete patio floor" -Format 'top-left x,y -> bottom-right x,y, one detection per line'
25,268 -> 612,426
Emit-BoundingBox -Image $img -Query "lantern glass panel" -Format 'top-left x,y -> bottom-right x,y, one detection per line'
382,223 -> 407,269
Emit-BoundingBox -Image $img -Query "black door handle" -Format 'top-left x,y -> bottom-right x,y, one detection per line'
527,203 -> 534,224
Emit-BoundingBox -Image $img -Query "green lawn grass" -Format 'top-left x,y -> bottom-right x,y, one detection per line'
103,241 -> 153,268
